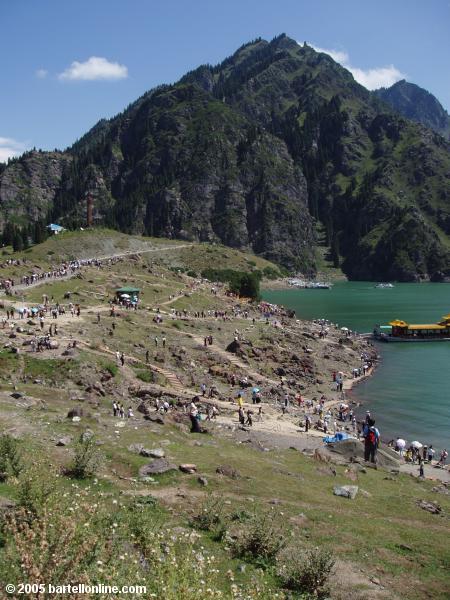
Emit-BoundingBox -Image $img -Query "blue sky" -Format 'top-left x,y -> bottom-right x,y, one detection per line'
1,0 -> 449,161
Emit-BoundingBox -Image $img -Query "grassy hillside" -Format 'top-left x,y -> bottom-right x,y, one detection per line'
0,236 -> 449,599
0,228 -> 283,281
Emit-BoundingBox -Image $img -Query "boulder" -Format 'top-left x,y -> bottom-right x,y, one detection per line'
216,465 -> 240,479
139,459 -> 177,477
197,476 -> 208,486
48,340 -> 59,349
144,414 -> 165,425
137,403 -> 150,415
56,436 -> 71,446
226,339 -> 242,354
313,448 -> 331,463
128,443 -> 144,454
179,464 -> 197,474
81,430 -> 94,442
417,500 -> 441,515
333,485 -> 359,500
67,406 -> 83,418
142,448 -> 165,459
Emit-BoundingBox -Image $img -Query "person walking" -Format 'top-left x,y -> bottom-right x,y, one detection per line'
120,352 -> 125,366
146,349 -> 149,363
305,414 -> 311,433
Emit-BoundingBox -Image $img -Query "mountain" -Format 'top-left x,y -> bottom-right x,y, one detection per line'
375,80 -> 450,140
1,34 -> 449,281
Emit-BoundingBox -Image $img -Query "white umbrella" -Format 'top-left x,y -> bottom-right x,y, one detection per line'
411,441 -> 423,449
341,327 -> 349,331
396,438 -> 406,449
120,293 -> 130,298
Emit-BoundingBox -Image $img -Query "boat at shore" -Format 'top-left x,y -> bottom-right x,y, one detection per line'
375,283 -> 394,288
374,314 -> 450,342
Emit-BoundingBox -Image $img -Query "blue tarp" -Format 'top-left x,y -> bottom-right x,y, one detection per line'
323,432 -> 351,444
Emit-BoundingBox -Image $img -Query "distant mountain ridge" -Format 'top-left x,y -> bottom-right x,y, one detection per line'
1,34 -> 449,281
375,79 -> 450,139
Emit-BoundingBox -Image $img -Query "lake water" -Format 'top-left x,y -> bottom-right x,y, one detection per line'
263,282 -> 450,451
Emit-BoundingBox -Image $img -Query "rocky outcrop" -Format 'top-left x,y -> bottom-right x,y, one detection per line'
0,151 -> 71,228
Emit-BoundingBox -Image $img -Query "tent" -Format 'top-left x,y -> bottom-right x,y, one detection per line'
116,287 -> 141,299
323,432 -> 352,444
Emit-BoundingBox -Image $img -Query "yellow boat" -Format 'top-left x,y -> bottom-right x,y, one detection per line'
374,314 -> 450,342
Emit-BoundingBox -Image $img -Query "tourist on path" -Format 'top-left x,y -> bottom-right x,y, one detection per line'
363,418 -> 380,463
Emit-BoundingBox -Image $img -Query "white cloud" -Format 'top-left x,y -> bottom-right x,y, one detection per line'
58,56 -> 128,81
310,44 -> 406,90
35,68 -> 48,79
0,137 -> 29,162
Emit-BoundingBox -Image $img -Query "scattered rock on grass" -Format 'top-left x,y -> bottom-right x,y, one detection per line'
67,407 -> 83,418
417,500 -> 442,515
149,448 -> 166,458
216,465 -> 240,479
197,476 -> 208,486
56,437 -> 71,446
128,443 -> 144,454
139,459 -> 177,477
179,464 -> 197,474
333,485 -> 359,500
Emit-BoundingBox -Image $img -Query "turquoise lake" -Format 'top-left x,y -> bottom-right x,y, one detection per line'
263,282 -> 450,451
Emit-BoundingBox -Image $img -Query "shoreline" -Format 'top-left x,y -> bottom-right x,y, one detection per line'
258,287 -> 448,466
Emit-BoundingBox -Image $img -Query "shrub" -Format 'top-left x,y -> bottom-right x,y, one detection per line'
103,361 -> 118,377
277,546 -> 335,599
136,369 -> 154,383
0,434 -> 23,481
67,433 -> 102,479
262,266 -> 281,280
191,494 -> 227,540
16,468 -> 54,516
201,268 -> 261,300
186,270 -> 197,278
231,511 -> 286,567
1,482 -> 280,599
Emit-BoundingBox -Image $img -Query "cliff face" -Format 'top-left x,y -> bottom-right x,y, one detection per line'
0,152 -> 71,227
375,80 -> 450,140
0,35 -> 449,280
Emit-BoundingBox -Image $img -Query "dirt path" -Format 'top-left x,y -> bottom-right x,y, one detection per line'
1,243 -> 192,296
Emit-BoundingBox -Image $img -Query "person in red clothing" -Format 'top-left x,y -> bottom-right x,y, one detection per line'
363,418 -> 380,463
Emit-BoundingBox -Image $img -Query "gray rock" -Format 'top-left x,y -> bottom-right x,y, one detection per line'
128,443 -> 144,454
81,430 -> 94,442
143,448 -> 165,459
417,500 -> 441,514
139,459 -> 177,477
216,465 -> 240,479
67,406 -> 83,418
333,485 -> 359,500
56,436 -> 71,446
197,476 -> 208,486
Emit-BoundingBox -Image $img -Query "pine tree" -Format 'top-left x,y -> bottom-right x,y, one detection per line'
12,231 -> 23,252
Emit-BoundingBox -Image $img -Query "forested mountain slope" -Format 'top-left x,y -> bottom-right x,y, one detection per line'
375,79 -> 450,140
1,34 -> 449,280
